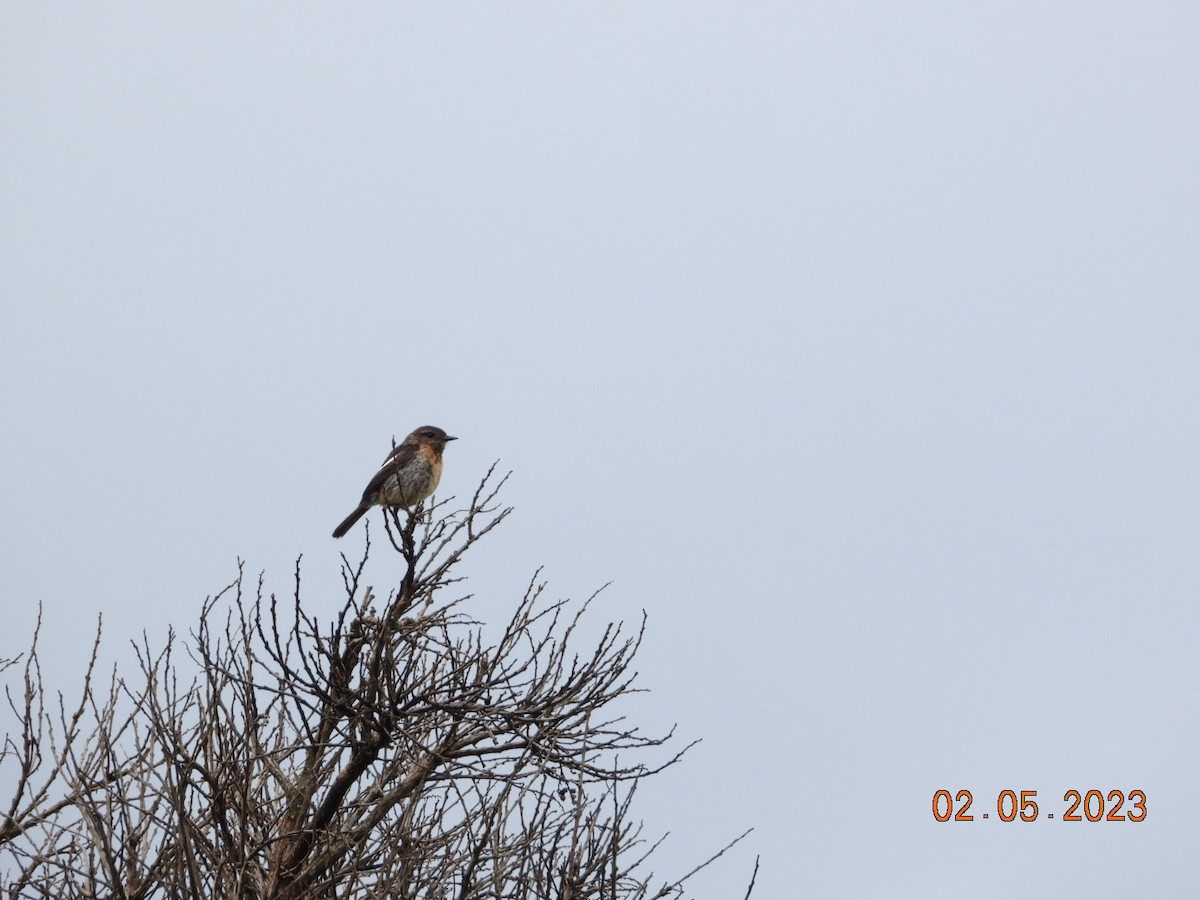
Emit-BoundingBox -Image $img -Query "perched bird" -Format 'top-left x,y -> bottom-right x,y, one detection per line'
332,426 -> 457,538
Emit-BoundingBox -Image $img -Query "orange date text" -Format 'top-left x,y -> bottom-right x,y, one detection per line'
931,789 -> 1146,823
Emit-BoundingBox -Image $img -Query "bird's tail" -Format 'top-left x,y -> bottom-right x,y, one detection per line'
332,505 -> 369,538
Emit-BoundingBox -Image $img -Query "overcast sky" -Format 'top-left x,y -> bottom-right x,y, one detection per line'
3,3 -> 1198,897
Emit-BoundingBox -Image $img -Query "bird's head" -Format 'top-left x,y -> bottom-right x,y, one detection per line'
409,425 -> 458,450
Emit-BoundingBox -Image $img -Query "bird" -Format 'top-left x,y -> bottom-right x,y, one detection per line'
332,426 -> 457,538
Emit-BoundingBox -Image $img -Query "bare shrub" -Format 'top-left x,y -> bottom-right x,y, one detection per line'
1,466 -> 751,898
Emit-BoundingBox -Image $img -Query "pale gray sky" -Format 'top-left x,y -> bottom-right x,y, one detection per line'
3,4 -> 1198,896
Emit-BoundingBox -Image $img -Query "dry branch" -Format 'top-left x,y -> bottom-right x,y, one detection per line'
0,466 -> 750,898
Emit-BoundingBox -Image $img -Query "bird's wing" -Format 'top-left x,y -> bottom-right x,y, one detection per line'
359,442 -> 417,503
380,441 -> 417,467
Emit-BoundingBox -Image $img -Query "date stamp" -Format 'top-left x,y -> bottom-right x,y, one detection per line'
932,789 -> 1146,823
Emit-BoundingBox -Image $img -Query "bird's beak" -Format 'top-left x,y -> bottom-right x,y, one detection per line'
446,435 -> 458,441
